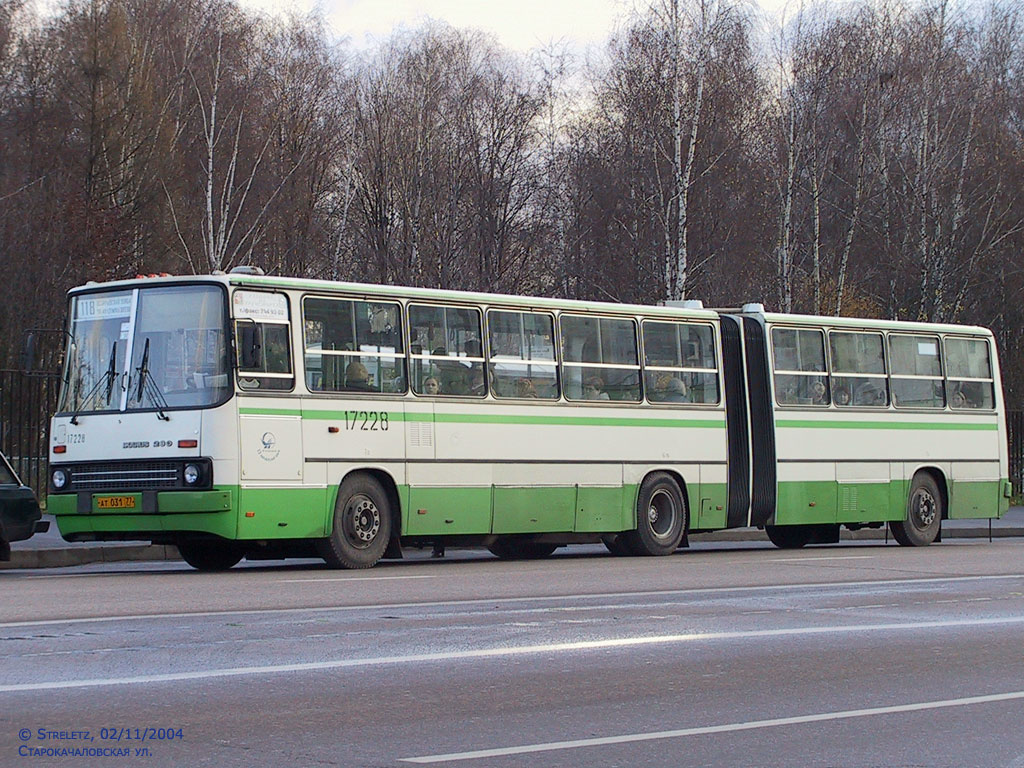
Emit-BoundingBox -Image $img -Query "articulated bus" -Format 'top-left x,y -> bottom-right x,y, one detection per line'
47,271 -> 1011,570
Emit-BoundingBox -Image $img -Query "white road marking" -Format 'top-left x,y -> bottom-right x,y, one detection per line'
277,575 -> 439,583
400,690 -> 1024,763
2,615 -> 1023,694
765,561 -> 876,565
2,573 -> 1022,629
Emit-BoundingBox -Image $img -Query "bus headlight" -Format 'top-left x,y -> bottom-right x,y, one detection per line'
183,463 -> 201,486
52,469 -> 68,489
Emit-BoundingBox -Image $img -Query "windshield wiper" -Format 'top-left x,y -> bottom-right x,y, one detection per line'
134,337 -> 170,421
69,341 -> 118,425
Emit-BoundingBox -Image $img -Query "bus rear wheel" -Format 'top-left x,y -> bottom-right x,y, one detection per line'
889,473 -> 942,547
319,474 -> 393,569
487,539 -> 559,560
177,541 -> 245,571
623,473 -> 686,556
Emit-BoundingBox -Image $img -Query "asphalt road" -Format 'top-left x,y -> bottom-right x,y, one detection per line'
3,540 -> 1024,767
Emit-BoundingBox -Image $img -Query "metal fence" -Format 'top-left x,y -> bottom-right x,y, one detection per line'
0,369 -> 60,499
1009,410 -> 1024,496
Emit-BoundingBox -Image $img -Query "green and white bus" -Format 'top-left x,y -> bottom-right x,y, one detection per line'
47,271 -> 1011,570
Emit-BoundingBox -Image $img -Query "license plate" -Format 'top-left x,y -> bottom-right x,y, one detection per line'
96,496 -> 136,510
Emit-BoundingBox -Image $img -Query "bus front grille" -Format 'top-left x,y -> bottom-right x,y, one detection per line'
54,460 -> 198,492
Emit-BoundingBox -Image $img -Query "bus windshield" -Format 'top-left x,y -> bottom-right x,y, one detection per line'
59,285 -> 230,414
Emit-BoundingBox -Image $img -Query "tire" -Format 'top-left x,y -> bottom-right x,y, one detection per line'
889,473 -> 943,547
178,541 -> 245,571
623,472 -> 686,556
601,534 -> 632,557
318,474 -> 393,569
487,539 -> 559,560
764,524 -> 812,549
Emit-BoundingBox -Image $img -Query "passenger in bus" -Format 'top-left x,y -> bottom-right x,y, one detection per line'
663,377 -> 688,403
951,382 -> 985,408
461,340 -> 486,395
649,372 -> 671,402
466,367 -> 486,395
832,384 -> 850,406
515,378 -> 539,398
583,375 -> 610,401
345,361 -> 374,391
854,380 -> 886,406
423,376 -> 441,395
811,380 -> 831,405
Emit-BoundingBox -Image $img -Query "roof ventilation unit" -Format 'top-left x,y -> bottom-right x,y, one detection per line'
229,266 -> 265,275
741,303 -> 765,314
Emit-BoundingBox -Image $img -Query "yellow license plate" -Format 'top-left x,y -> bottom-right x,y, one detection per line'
96,496 -> 137,510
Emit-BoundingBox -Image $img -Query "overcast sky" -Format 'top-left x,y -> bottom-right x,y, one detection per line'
238,0 -> 789,55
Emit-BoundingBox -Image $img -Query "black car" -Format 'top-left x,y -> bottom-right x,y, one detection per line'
0,451 -> 48,560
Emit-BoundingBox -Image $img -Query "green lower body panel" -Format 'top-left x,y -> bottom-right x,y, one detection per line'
775,481 -> 838,525
51,486 -> 328,542
54,511 -> 238,540
47,494 -> 77,516
696,483 -> 728,529
575,486 -> 625,533
49,473 -> 1006,545
836,482 -> 892,524
51,489 -> 239,541
949,480 -> 1001,519
775,477 -> 1004,526
404,486 -> 493,536
237,486 -> 329,539
493,486 -> 576,534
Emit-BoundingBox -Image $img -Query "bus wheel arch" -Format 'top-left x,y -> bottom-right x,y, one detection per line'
890,469 -> 946,547
319,470 -> 399,569
624,471 -> 688,556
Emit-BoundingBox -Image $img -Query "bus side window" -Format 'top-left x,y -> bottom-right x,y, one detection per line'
303,297 -> 406,394
771,327 -> 829,406
642,321 -> 719,405
560,315 -> 640,402
945,337 -> 995,410
233,291 -> 294,391
889,334 -> 944,408
408,304 -> 485,397
487,309 -> 558,400
828,331 -> 888,407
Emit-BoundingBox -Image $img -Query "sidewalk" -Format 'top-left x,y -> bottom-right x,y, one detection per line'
5,509 -> 1023,570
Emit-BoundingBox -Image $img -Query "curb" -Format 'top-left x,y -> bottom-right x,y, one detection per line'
3,526 -> 1022,569
1,545 -> 179,570
693,526 -> 1024,543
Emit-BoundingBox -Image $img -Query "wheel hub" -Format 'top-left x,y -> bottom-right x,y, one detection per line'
345,495 -> 380,548
648,489 -> 676,539
913,490 -> 937,528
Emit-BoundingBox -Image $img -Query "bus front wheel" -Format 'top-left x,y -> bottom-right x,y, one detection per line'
624,473 -> 686,556
889,473 -> 943,547
178,541 -> 245,571
319,474 -> 393,569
